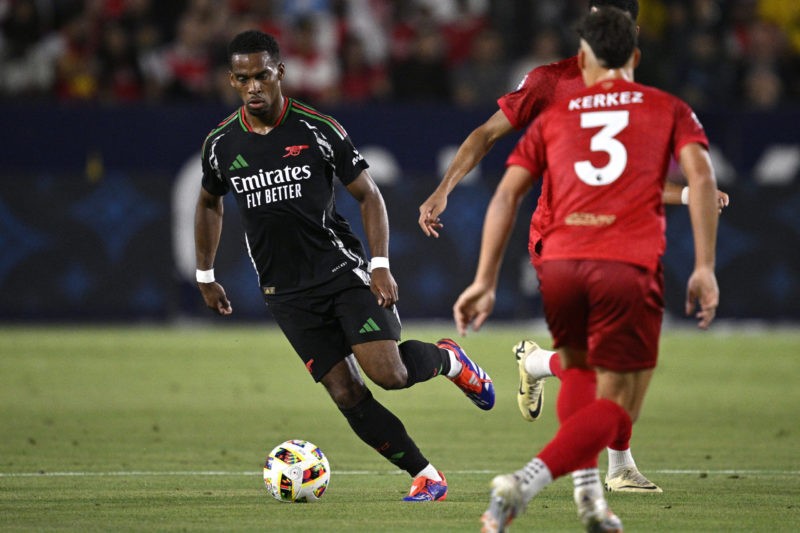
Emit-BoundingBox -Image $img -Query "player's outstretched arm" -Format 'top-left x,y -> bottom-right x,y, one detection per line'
679,143 -> 719,329
663,181 -> 730,213
195,187 -> 232,315
347,170 -> 398,309
418,110 -> 515,238
454,165 -> 533,335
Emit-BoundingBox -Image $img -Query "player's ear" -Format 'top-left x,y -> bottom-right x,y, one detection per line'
577,48 -> 586,71
632,47 -> 642,69
277,62 -> 285,81
228,70 -> 236,88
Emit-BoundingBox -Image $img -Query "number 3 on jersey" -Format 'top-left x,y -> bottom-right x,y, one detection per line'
573,110 -> 629,186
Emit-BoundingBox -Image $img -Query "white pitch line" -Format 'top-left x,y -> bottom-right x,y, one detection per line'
1,469 -> 798,478
654,469 -> 800,475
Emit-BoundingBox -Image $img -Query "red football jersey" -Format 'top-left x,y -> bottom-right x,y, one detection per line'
498,57 -> 584,259
507,78 -> 708,271
499,56 -> 584,130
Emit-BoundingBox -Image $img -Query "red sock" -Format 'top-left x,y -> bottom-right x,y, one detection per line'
538,399 -> 631,479
555,368 -> 598,470
556,368 -> 596,423
549,352 -> 563,378
609,415 -> 632,451
554,364 -> 628,451
556,368 -> 597,470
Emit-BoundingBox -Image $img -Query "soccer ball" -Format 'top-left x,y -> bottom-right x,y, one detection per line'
263,439 -> 330,502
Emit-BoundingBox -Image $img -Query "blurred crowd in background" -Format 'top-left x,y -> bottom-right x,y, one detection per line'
1,0 -> 798,112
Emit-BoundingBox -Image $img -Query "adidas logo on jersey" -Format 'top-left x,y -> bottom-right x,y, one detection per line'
358,318 -> 381,334
229,154 -> 249,170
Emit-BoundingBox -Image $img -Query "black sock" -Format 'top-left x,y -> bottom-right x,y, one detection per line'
398,340 -> 450,387
339,389 -> 429,476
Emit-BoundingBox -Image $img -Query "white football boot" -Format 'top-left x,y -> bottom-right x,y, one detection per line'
604,466 -> 662,493
512,340 -> 546,421
480,474 -> 525,533
575,487 -> 624,532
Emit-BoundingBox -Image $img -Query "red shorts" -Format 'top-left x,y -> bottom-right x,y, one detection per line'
539,259 -> 664,372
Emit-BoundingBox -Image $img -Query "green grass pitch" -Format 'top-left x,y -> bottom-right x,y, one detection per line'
1,323 -> 798,531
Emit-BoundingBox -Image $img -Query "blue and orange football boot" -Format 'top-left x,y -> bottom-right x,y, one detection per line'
438,338 -> 495,410
403,471 -> 448,502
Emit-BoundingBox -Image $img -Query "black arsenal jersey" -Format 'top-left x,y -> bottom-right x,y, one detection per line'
201,98 -> 370,296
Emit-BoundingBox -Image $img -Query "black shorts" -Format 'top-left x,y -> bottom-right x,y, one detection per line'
265,270 -> 402,382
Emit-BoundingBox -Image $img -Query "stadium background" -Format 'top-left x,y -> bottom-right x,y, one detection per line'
1,0 -> 798,323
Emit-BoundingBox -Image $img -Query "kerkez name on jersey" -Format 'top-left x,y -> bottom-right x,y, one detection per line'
568,90 -> 644,110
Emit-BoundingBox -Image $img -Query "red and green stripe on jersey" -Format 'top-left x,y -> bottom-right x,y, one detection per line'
201,109 -> 239,157
237,97 -> 290,132
232,98 -> 348,140
287,99 -> 348,140
201,97 -> 349,159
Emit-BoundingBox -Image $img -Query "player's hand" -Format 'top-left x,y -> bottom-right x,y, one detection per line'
370,268 -> 398,308
716,190 -> 730,213
418,191 -> 446,238
453,282 -> 496,336
198,281 -> 233,315
685,267 -> 718,329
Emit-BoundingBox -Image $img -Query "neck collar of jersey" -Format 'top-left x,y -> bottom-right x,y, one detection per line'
238,97 -> 290,132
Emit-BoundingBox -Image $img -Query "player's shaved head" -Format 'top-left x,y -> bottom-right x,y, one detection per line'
228,30 -> 281,64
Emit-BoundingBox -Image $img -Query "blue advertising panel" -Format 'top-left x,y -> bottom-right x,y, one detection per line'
0,104 -> 798,321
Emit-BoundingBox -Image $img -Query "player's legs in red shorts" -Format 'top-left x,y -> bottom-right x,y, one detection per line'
533,259 -> 664,474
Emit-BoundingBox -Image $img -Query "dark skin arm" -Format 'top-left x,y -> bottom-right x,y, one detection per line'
195,186 -> 232,315
346,170 -> 398,308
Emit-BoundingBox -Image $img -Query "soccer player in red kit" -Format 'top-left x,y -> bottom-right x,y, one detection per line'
473,8 -> 719,532
423,0 -> 727,494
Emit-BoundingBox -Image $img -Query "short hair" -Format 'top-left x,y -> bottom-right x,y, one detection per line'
227,30 -> 280,63
577,7 -> 638,69
589,0 -> 639,21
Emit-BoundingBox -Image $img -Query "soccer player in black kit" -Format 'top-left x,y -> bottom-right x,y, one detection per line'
194,30 -> 495,501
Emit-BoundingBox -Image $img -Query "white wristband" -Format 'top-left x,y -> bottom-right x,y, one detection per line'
370,257 -> 390,271
680,186 -> 689,205
196,269 -> 215,283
